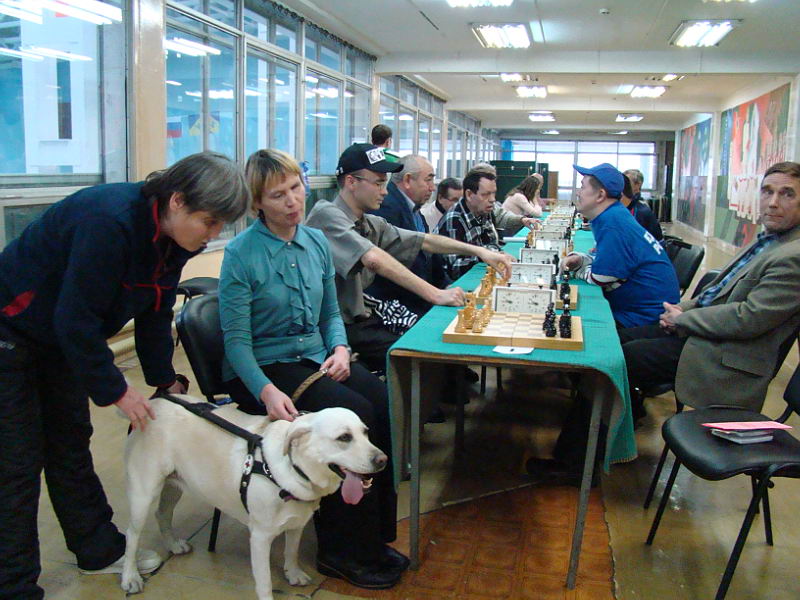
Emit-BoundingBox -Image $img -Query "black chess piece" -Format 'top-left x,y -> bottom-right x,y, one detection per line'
542,302 -> 557,337
560,278 -> 571,303
550,273 -> 557,291
559,307 -> 572,338
552,253 -> 559,265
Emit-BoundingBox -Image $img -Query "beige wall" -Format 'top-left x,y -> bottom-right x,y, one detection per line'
181,249 -> 224,280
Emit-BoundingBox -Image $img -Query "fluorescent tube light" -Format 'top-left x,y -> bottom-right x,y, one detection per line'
39,0 -> 111,25
472,23 -> 530,49
631,85 -> 666,98
500,72 -> 523,82
609,130 -> 629,135
448,0 -> 513,6
171,38 -> 220,56
661,73 -> 679,82
528,112 -> 555,122
670,20 -> 740,47
0,1 -> 43,23
540,130 -> 559,135
25,46 -> 92,61
166,80 -> 182,86
616,114 -> 643,122
516,85 -> 547,98
0,47 -> 44,60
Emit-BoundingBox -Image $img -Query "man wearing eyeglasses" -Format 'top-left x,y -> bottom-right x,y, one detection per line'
306,143 -> 513,372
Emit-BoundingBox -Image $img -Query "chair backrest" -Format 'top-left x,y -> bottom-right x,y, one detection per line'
690,269 -> 721,299
175,293 -> 227,402
667,240 -> 705,295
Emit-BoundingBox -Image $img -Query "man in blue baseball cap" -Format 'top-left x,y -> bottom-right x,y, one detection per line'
560,162 -> 679,328
527,163 -> 680,486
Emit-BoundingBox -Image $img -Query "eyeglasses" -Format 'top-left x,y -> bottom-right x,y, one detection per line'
350,174 -> 389,190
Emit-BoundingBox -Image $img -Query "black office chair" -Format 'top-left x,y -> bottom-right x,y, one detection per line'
175,293 -> 226,551
646,361 -> 800,600
664,239 -> 705,296
639,269 -> 721,508
176,276 -> 219,302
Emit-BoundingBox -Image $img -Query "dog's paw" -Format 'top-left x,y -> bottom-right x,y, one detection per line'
284,567 -> 312,586
169,538 -> 192,555
120,572 -> 145,594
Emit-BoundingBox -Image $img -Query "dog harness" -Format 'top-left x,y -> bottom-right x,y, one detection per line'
157,393 -> 310,511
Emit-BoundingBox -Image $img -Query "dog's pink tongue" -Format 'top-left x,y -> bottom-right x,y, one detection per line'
341,470 -> 364,505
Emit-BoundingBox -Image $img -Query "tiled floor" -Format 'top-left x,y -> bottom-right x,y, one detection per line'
35,223 -> 800,599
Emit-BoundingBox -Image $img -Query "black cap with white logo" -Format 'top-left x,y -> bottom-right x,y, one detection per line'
335,143 -> 404,177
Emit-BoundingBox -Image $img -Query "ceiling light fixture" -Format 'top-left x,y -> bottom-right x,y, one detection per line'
631,85 -> 666,98
25,46 -> 92,61
448,0 -> 513,6
0,1 -> 43,23
540,130 -> 559,135
661,73 -> 679,82
609,130 -> 629,135
616,114 -> 644,122
669,20 -> 740,47
471,23 -> 530,49
500,72 -> 523,82
516,85 -> 547,98
164,38 -> 220,56
0,47 -> 44,60
528,111 -> 555,122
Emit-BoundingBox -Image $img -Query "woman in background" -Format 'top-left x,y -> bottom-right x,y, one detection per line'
219,149 -> 406,591
502,174 -> 544,217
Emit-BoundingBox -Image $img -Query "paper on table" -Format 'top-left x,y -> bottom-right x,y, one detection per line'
493,346 -> 534,355
702,421 -> 792,431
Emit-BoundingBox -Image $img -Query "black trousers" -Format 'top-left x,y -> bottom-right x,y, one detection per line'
225,360 -> 396,563
0,323 -> 125,600
344,313 -> 399,373
553,323 -> 685,468
618,324 -> 687,413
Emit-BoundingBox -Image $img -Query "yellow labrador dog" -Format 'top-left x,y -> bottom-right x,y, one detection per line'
120,396 -> 385,599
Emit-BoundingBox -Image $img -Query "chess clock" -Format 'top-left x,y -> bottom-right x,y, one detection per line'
493,286 -> 556,314
508,263 -> 556,285
534,238 -> 569,254
519,247 -> 559,265
538,228 -> 568,241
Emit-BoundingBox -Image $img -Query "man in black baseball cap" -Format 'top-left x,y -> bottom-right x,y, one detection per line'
306,143 -> 512,372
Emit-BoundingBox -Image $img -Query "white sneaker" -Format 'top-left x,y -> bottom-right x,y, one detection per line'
80,549 -> 163,575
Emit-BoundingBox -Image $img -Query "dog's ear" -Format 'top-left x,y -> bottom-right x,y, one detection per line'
283,421 -> 312,456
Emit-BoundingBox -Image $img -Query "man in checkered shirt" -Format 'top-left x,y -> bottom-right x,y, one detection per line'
435,168 -> 537,280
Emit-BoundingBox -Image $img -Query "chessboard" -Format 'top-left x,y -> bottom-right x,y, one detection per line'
499,283 -> 579,309
443,312 -> 583,350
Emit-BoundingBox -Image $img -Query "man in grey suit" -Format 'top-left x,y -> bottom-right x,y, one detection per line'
622,161 -> 800,413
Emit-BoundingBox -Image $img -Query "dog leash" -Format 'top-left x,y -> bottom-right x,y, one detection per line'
155,392 -> 310,510
290,352 -> 361,403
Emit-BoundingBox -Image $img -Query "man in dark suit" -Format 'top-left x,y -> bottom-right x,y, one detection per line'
366,154 -> 438,316
622,161 -> 800,414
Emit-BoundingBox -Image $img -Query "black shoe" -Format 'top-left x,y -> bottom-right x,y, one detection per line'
525,458 -> 599,489
316,553 -> 401,590
380,545 -> 410,572
425,406 -> 446,423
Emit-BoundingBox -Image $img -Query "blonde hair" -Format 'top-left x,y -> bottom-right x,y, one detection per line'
244,149 -> 303,214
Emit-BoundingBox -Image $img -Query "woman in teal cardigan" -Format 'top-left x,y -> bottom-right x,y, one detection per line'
219,149 -> 406,591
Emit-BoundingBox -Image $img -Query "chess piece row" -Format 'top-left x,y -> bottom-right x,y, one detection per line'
454,295 -> 494,334
541,302 -> 572,339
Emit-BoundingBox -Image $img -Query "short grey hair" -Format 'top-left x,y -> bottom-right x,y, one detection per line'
470,162 -> 497,176
624,169 -> 644,186
391,155 -> 429,184
142,151 -> 249,222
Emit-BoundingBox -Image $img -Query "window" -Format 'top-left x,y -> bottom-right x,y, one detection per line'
304,25 -> 341,71
378,96 -> 397,144
397,109 -> 415,156
418,116 -> 431,163
0,1 -> 125,187
243,0 -> 298,52
400,79 -> 416,105
345,83 -> 370,146
244,50 -> 297,158
171,0 -> 236,27
431,120 -> 442,174
165,15 -> 237,165
304,70 -> 339,175
345,47 -> 372,84
380,76 -> 398,97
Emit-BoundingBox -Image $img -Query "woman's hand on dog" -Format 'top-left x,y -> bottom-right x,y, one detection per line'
260,384 -> 299,421
321,346 -> 351,382
115,386 -> 156,431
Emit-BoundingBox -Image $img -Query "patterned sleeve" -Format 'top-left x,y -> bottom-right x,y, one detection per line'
437,210 -> 479,280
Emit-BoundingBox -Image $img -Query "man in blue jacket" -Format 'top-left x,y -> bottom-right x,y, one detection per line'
366,154 -> 440,316
0,152 -> 249,599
